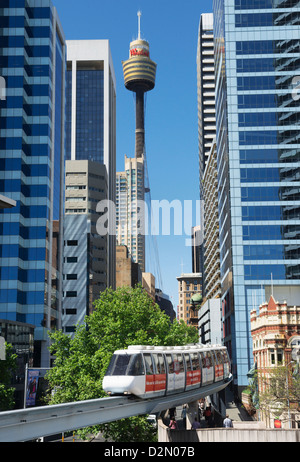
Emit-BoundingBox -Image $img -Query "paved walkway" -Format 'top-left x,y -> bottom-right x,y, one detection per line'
225,394 -> 254,423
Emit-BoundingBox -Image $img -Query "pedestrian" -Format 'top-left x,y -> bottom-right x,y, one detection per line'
181,405 -> 187,428
223,414 -> 233,428
204,405 -> 211,421
191,418 -> 201,429
169,417 -> 178,429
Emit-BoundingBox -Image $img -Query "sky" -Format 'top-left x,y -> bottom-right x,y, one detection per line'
53,0 -> 213,311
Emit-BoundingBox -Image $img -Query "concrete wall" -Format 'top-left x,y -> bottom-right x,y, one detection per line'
158,419 -> 300,443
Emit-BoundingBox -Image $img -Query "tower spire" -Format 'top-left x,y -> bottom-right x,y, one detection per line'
137,10 -> 141,39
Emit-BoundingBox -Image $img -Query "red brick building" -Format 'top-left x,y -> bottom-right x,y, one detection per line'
250,295 -> 300,428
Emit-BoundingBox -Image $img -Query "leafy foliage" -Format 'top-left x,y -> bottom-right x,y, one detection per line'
0,343 -> 17,411
258,364 -> 300,420
46,285 -> 198,441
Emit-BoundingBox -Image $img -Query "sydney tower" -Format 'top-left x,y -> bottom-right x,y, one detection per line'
122,12 -> 157,158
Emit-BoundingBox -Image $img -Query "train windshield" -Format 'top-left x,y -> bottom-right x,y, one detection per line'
105,354 -> 144,376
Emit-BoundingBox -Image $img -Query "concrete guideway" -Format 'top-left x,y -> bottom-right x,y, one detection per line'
0,376 -> 232,442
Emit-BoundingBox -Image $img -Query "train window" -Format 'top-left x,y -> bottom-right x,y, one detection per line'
184,353 -> 192,372
215,350 -> 223,364
201,351 -> 213,368
144,353 -> 154,375
191,352 -> 200,370
166,354 -> 173,373
127,354 -> 144,376
158,354 -> 166,374
223,350 -> 229,362
109,354 -> 130,376
178,354 -> 184,373
105,354 -> 117,376
153,353 -> 166,374
199,352 -> 205,368
206,351 -> 214,367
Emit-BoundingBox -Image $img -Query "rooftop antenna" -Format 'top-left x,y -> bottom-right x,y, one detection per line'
137,10 -> 142,39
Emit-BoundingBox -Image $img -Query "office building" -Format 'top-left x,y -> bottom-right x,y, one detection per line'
197,13 -> 216,183
250,296 -> 300,428
213,0 -> 300,391
202,139 -> 221,300
116,155 -> 145,271
65,40 -> 116,290
177,273 -> 202,327
197,13 -> 216,296
116,245 -> 141,289
0,0 -> 66,367
62,160 -> 107,333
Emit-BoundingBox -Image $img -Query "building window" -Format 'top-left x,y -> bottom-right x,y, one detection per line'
66,274 -> 77,280
66,308 -> 77,315
66,291 -> 77,297
67,240 -> 78,246
66,256 -> 77,263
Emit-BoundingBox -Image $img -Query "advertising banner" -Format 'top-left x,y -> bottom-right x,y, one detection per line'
26,369 -> 40,407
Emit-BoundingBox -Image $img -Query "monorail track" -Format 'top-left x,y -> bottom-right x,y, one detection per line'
0,375 -> 232,442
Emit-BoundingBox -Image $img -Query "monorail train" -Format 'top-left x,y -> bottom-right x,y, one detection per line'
102,344 -> 231,399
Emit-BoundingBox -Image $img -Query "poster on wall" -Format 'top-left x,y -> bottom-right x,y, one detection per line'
26,369 -> 40,407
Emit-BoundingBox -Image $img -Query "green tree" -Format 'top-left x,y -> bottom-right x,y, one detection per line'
258,363 -> 300,423
46,285 -> 198,441
0,343 -> 18,411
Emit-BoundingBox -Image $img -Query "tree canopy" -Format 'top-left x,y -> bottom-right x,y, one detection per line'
0,343 -> 17,411
46,285 -> 198,440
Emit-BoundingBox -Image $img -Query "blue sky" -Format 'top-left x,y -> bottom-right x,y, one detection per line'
53,0 -> 213,310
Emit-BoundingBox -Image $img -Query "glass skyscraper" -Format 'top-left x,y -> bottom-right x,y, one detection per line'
64,40 -> 116,291
0,0 -> 66,366
213,0 -> 300,390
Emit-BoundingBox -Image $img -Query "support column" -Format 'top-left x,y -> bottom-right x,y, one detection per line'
186,401 -> 199,430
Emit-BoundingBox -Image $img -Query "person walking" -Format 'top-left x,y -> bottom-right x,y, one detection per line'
181,405 -> 187,429
169,418 -> 178,430
191,418 -> 201,429
223,415 -> 233,428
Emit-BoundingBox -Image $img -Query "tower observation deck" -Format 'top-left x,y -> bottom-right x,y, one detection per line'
122,11 -> 157,158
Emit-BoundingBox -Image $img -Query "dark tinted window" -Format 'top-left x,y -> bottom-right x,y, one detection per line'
127,354 -> 144,376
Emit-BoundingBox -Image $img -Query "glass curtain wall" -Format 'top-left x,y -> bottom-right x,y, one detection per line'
213,0 -> 300,388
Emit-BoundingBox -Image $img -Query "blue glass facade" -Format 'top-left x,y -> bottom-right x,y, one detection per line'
0,0 -> 65,365
65,67 -> 104,162
213,0 -> 300,388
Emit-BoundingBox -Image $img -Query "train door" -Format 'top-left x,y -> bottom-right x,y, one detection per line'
173,353 -> 185,392
200,350 -> 214,385
166,353 -> 175,393
143,353 -> 155,394
191,351 -> 201,388
166,353 -> 185,394
152,352 -> 167,395
184,353 -> 192,390
213,349 -> 224,382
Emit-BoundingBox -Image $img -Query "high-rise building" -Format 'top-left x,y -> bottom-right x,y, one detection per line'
197,13 -> 216,297
62,160 -> 107,334
202,139 -> 221,300
65,40 -> 116,290
116,155 -> 145,271
0,0 -> 66,367
213,0 -> 300,391
197,13 -> 216,183
177,273 -> 202,327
